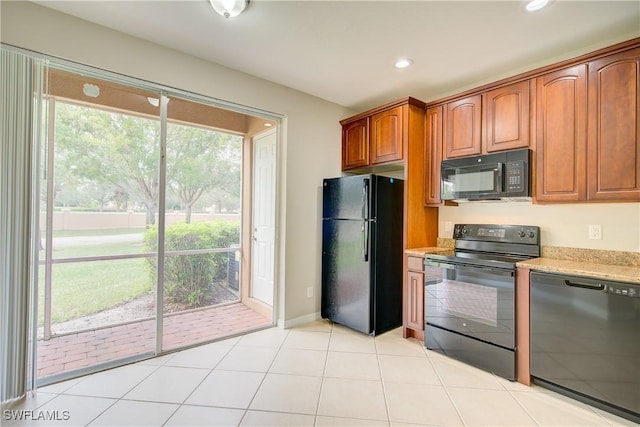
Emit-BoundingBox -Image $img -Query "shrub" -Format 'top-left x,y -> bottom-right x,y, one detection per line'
143,221 -> 240,309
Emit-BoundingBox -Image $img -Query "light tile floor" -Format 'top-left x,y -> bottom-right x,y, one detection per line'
3,320 -> 637,427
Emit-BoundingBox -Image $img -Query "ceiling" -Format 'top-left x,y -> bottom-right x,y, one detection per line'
33,0 -> 640,111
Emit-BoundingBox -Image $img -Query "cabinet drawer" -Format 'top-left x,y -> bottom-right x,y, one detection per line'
407,256 -> 424,271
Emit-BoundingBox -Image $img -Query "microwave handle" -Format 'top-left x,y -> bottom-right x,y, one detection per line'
495,162 -> 504,193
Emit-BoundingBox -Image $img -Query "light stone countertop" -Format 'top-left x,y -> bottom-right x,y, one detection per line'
405,241 -> 640,284
516,258 -> 640,284
404,247 -> 453,257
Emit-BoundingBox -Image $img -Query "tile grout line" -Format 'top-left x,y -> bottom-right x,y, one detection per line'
373,333 -> 392,427
41,361 -> 165,427
311,322 -> 334,425
160,344 -> 236,427
424,350 -> 469,427
81,362 -> 166,426
501,381 -> 545,427
237,327 -> 290,426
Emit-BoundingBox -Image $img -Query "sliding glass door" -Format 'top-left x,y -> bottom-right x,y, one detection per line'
159,96 -> 244,351
38,71 -> 162,380
34,64 -> 276,385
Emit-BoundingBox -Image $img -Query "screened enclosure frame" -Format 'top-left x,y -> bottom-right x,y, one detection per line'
0,43 -> 283,397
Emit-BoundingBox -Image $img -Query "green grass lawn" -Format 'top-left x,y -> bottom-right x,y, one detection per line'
39,259 -> 153,325
52,240 -> 149,258
51,228 -> 147,238
39,228 -> 154,325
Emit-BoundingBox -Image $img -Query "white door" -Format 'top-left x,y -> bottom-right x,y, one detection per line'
251,129 -> 276,306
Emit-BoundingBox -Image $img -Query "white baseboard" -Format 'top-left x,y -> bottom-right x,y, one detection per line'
279,312 -> 321,329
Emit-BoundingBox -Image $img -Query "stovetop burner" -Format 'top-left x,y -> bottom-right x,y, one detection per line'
425,223 -> 541,270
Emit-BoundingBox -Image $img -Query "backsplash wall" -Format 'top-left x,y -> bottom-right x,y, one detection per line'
439,202 -> 640,252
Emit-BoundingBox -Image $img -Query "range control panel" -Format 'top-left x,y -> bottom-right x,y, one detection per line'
453,223 -> 540,245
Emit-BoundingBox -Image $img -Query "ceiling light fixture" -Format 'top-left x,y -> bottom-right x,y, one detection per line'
209,0 -> 249,18
394,58 -> 414,69
525,0 -> 549,12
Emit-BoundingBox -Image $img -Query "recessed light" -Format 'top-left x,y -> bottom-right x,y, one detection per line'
264,123 -> 273,127
525,0 -> 549,12
394,58 -> 414,69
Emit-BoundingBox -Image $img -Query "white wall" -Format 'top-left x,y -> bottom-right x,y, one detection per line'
439,202 -> 640,252
0,1 -> 351,325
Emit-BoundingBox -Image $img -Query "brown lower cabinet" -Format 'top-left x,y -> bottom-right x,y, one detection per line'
515,267 -> 531,385
403,255 -> 425,340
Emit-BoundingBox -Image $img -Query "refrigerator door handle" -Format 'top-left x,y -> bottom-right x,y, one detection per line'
362,178 -> 370,262
361,179 -> 369,220
362,221 -> 369,262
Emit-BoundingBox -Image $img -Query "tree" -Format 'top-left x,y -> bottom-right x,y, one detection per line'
53,101 -> 242,225
54,101 -> 161,225
166,124 -> 241,223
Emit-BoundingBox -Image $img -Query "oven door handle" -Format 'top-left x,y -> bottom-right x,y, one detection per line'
424,260 -> 514,278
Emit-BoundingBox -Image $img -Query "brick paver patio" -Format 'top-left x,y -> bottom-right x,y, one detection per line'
37,302 -> 272,379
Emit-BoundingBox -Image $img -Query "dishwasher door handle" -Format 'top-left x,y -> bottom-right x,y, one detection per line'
564,280 -> 605,291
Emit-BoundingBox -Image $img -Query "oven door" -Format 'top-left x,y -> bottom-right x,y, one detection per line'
441,162 -> 504,200
424,260 -> 515,349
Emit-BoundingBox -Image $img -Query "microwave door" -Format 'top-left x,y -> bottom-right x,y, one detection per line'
442,163 -> 503,200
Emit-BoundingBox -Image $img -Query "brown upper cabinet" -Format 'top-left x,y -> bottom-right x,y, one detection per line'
428,37 -> 639,204
484,80 -> 531,153
342,117 -> 369,170
370,106 -> 404,165
535,46 -> 640,203
535,65 -> 588,203
340,97 -> 426,171
444,94 -> 482,158
443,81 -> 531,159
424,105 -> 443,206
587,47 -> 640,202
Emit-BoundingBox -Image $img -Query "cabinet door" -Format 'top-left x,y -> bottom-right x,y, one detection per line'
404,269 -> 424,332
444,94 -> 482,158
342,117 -> 369,170
587,47 -> 640,201
535,65 -> 587,202
424,106 -> 443,206
484,81 -> 530,153
370,106 -> 404,165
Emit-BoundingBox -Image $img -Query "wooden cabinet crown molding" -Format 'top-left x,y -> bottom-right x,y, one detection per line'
340,96 -> 426,125
425,37 -> 640,109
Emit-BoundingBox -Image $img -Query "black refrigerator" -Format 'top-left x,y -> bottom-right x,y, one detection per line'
321,174 -> 404,335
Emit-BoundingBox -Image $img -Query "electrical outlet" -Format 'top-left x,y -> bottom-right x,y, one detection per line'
444,221 -> 453,233
588,224 -> 602,240
306,287 -> 313,298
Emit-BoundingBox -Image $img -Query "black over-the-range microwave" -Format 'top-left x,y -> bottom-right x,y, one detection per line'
441,148 -> 531,202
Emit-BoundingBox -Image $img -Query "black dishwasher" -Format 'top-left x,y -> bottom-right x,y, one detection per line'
530,271 -> 640,424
